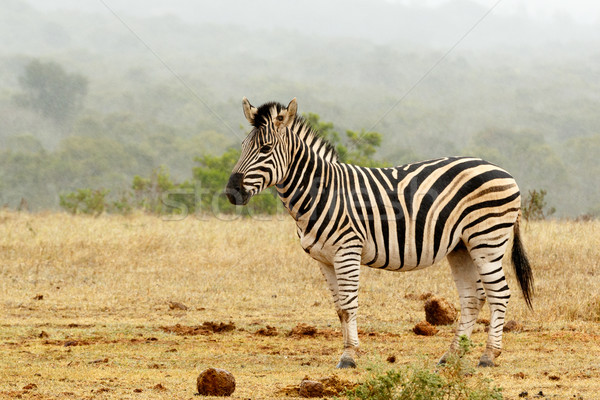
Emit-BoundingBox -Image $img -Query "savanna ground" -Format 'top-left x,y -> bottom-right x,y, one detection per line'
0,210 -> 599,399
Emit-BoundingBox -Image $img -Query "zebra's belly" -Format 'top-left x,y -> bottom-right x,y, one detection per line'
360,236 -> 452,271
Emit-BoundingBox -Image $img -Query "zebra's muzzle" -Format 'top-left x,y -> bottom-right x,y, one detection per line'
225,172 -> 251,205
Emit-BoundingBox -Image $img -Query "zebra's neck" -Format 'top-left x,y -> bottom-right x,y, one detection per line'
288,116 -> 338,164
275,132 -> 334,222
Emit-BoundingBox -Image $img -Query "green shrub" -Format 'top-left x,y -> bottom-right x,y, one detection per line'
59,188 -> 108,216
522,189 -> 555,221
347,337 -> 503,400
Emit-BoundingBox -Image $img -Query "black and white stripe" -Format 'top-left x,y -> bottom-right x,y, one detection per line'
227,98 -> 533,368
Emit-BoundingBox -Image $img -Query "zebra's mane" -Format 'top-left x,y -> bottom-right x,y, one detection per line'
291,115 -> 339,163
252,101 -> 339,163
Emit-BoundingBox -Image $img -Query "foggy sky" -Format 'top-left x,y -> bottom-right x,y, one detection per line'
26,0 -> 600,25
402,0 -> 600,24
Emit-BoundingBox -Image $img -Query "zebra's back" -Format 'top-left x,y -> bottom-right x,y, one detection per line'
342,157 -> 520,270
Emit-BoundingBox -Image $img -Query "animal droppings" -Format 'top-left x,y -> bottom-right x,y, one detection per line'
196,368 -> 235,397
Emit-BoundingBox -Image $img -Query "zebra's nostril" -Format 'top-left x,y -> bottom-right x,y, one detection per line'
225,173 -> 247,205
228,173 -> 244,189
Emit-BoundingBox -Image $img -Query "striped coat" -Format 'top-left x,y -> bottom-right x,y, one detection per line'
227,98 -> 533,368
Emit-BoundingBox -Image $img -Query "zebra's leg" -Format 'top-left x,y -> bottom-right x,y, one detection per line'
330,251 -> 361,369
439,245 -> 486,364
318,262 -> 345,338
470,250 -> 511,367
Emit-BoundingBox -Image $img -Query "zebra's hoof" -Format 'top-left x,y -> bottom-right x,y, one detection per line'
336,357 -> 357,369
477,354 -> 495,367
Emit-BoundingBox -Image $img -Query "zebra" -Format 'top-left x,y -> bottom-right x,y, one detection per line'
226,97 -> 533,369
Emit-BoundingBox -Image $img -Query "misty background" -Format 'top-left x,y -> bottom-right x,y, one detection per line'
0,0 -> 599,216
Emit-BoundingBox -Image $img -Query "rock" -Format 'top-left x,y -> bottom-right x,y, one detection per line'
299,379 -> 324,398
413,320 -> 439,336
503,320 -> 523,332
196,368 -> 235,397
168,301 -> 188,311
424,297 -> 457,325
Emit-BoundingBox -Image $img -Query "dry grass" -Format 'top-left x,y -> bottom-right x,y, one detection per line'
0,211 -> 599,399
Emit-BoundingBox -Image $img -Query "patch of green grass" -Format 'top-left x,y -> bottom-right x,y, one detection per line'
347,337 -> 503,400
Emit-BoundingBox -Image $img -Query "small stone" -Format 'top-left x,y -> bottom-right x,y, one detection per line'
424,297 -> 457,325
413,320 -> 439,336
299,379 -> 324,398
503,320 -> 523,332
168,301 -> 188,311
196,368 -> 235,397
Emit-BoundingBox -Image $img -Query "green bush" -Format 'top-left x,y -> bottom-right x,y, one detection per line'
522,189 -> 555,221
347,337 -> 503,400
59,188 -> 108,216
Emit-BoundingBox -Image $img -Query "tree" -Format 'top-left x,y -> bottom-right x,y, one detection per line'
522,189 -> 555,221
59,188 -> 109,216
131,166 -> 176,214
345,129 -> 384,167
303,113 -> 386,167
16,59 -> 88,123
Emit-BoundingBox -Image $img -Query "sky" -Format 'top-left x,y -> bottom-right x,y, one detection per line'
397,0 -> 600,24
24,0 -> 600,25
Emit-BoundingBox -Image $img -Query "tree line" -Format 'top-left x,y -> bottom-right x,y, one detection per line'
1,59 -> 598,218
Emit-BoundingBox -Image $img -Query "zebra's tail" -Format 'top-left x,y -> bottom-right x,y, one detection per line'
511,215 -> 534,310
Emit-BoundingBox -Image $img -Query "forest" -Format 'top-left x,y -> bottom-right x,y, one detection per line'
0,0 -> 599,217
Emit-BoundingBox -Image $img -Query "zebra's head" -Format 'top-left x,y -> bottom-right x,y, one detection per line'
226,97 -> 297,205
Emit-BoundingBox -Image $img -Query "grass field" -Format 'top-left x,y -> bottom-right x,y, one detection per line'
0,211 -> 599,399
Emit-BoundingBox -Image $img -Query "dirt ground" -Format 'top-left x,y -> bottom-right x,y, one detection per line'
0,211 -> 599,399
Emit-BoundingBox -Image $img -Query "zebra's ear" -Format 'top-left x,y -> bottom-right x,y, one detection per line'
284,98 -> 297,125
242,97 -> 257,124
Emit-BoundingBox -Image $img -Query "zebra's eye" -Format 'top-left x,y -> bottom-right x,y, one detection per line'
276,115 -> 284,122
259,144 -> 273,153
